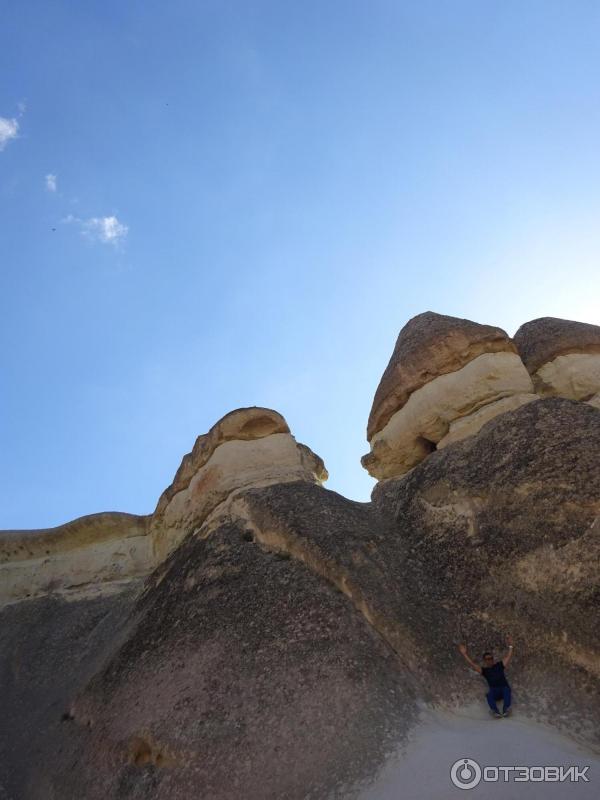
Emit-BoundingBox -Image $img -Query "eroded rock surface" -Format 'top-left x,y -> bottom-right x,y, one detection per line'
0,513 -> 151,606
0,587 -> 140,800
372,399 -> 600,742
367,311 -> 516,440
0,408 -> 326,606
514,316 -> 600,402
48,517 -> 418,800
150,406 -> 327,561
1,315 -> 599,800
363,312 -> 535,479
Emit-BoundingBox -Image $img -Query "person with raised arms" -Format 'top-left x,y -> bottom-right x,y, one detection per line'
458,635 -> 514,718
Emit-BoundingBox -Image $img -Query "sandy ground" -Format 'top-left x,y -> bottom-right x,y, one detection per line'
360,705 -> 599,799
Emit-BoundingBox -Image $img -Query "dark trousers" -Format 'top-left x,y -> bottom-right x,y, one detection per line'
486,685 -> 511,713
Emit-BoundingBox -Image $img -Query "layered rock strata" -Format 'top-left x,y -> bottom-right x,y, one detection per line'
363,312 -> 536,479
150,406 -> 327,561
363,312 -> 600,480
0,513 -> 151,606
514,316 -> 600,403
0,407 -> 326,605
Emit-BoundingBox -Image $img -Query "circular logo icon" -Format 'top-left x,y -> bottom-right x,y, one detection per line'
450,758 -> 482,790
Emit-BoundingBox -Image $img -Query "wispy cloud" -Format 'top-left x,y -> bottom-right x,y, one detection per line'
45,173 -> 57,192
63,214 -> 129,247
0,116 -> 19,151
84,216 -> 128,245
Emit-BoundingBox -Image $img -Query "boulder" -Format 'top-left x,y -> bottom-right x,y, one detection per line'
514,316 -> 600,402
367,312 -> 516,439
363,312 -> 535,479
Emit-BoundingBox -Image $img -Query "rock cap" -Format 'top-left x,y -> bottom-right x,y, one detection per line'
513,316 -> 600,374
367,312 -> 516,439
151,407 -> 327,560
155,407 -> 297,513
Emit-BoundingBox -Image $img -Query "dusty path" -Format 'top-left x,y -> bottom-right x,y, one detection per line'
360,706 -> 599,799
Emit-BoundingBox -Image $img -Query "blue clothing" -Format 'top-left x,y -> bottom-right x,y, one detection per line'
486,685 -> 512,713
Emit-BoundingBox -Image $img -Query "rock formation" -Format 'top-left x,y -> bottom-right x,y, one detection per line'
373,398 -> 600,735
514,316 -> 600,407
150,406 -> 327,562
363,311 -> 600,480
0,408 -> 325,607
362,312 -> 537,479
0,513 -> 151,606
1,313 -> 599,800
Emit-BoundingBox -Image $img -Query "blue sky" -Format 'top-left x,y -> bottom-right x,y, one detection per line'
2,1 -> 600,528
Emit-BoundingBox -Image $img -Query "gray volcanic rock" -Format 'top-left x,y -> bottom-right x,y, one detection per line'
42,512 -> 419,800
373,398 -> 600,740
0,587 -> 140,799
4,399 -> 598,799
367,311 -> 516,440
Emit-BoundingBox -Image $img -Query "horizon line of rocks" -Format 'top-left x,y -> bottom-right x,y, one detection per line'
1,311 -> 598,605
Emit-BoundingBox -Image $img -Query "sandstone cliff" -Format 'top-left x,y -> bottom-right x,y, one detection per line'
1,313 -> 598,800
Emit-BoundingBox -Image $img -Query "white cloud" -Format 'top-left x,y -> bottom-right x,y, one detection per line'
0,117 -> 19,151
45,173 -> 57,192
63,214 -> 128,247
84,215 -> 128,245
